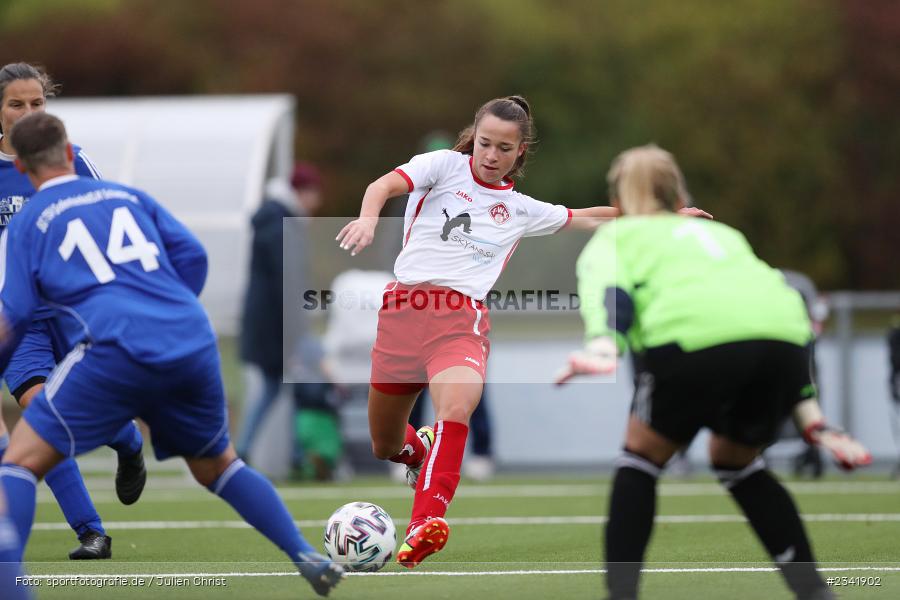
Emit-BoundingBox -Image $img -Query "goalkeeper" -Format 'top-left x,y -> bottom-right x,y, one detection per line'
557,144 -> 871,600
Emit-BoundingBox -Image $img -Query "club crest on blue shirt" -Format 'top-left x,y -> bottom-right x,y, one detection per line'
0,195 -> 25,226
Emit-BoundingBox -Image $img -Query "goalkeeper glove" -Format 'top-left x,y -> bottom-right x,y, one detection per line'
793,398 -> 872,470
555,336 -> 618,385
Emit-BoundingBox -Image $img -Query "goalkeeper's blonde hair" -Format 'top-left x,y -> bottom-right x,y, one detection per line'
607,144 -> 690,215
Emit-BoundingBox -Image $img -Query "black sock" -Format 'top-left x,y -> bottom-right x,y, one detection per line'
715,460 -> 825,597
605,451 -> 661,599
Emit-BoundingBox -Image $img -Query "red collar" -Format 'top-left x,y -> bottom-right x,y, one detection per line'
469,156 -> 514,190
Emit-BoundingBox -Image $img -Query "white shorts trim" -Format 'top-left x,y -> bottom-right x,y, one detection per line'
43,344 -> 87,457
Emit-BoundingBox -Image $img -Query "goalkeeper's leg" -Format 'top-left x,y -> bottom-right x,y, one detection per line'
605,416 -> 681,600
710,435 -> 832,600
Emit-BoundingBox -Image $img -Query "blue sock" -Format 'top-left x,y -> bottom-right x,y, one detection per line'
0,510 -> 28,600
108,421 -> 143,456
0,464 -> 38,561
0,433 -> 9,462
208,459 -> 316,558
44,459 -> 105,537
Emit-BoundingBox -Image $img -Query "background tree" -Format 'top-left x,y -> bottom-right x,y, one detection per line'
0,0 -> 895,288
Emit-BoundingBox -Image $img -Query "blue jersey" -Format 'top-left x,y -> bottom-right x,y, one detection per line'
0,175 -> 213,368
0,142 -> 101,229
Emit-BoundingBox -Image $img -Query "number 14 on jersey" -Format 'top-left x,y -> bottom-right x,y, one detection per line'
58,206 -> 160,284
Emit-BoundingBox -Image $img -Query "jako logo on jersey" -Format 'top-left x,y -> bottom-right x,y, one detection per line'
489,202 -> 510,225
440,208 -> 472,241
455,190 -> 474,203
433,493 -> 450,507
464,356 -> 481,367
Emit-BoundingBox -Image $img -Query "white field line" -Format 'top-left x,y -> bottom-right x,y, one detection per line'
31,513 -> 900,531
19,566 -> 900,579
37,481 -> 900,504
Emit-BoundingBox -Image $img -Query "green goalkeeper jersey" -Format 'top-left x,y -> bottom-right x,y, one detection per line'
576,214 -> 813,353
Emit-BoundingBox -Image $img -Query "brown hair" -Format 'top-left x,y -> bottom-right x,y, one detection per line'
9,112 -> 69,173
452,95 -> 534,179
607,144 -> 690,215
0,63 -> 59,134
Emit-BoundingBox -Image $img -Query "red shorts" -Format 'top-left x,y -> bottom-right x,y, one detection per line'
370,282 -> 491,395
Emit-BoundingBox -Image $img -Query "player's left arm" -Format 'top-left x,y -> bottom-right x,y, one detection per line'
566,205 -> 713,231
566,206 -> 619,230
793,396 -> 872,470
0,224 -> 41,372
138,192 -> 208,295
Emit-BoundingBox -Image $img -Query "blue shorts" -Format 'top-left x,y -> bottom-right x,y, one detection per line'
23,342 -> 230,461
2,319 -> 66,399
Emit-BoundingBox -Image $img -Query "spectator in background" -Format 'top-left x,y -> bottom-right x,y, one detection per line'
236,162 -> 327,473
321,269 -> 394,477
888,317 -> 900,479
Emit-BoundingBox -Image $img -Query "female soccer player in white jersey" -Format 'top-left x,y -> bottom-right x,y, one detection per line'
337,96 -> 708,568
0,62 -> 145,560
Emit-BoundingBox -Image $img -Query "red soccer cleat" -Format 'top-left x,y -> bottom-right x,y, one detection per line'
396,517 -> 450,568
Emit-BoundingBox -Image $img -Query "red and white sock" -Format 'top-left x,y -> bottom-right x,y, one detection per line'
388,423 -> 427,466
408,420 -> 468,533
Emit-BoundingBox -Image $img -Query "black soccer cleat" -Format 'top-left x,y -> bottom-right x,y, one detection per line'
116,451 -> 147,505
295,551 -> 345,597
68,530 -> 112,560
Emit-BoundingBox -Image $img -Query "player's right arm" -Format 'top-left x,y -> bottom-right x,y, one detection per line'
556,228 -> 632,384
336,170 -> 409,256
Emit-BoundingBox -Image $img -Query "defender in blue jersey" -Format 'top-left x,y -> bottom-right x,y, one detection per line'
0,113 -> 343,596
0,62 -> 145,560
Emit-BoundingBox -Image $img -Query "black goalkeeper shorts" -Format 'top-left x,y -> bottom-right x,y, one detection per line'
631,340 -> 812,448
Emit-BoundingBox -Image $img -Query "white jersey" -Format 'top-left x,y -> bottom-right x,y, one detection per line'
393,150 -> 570,300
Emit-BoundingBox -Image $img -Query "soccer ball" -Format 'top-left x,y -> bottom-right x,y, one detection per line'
323,502 -> 396,572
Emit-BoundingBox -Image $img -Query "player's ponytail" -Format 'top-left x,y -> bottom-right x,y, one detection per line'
607,144 -> 689,215
507,95 -> 531,117
452,95 -> 535,179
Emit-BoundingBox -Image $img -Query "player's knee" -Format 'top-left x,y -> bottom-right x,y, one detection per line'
1,455 -> 49,481
616,448 -> 664,480
1,423 -> 63,480
434,402 -> 473,425
712,456 -> 766,489
708,435 -> 761,467
188,448 -> 238,487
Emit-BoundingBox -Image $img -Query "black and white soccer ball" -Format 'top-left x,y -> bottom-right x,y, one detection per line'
323,502 -> 396,572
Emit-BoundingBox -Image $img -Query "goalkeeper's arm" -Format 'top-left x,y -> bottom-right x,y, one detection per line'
793,398 -> 872,470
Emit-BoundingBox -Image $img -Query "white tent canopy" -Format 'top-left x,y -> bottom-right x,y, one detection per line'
51,94 -> 296,334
